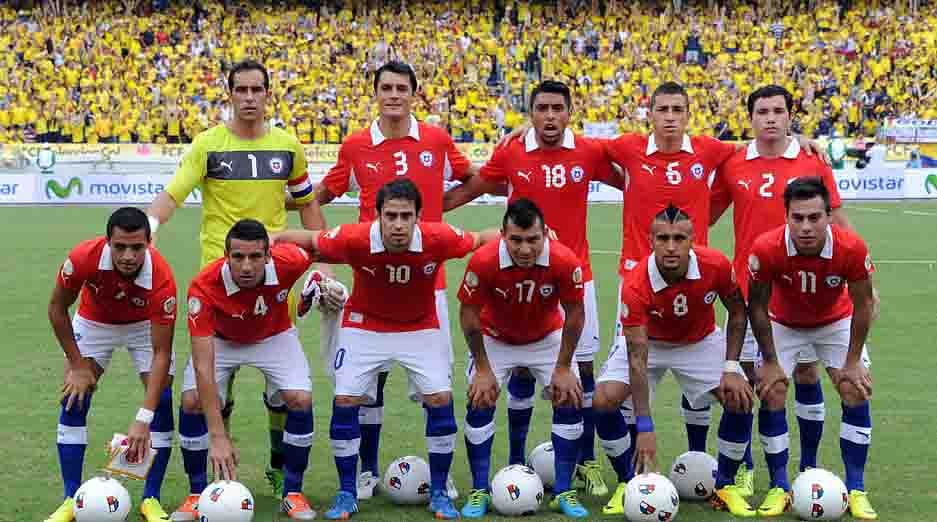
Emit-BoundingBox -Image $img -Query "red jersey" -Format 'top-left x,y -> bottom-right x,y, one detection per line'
57,237 -> 177,326
603,133 -> 736,275
186,244 -> 313,343
710,140 -> 843,298
479,128 -> 613,282
316,221 -> 477,332
458,238 -> 585,345
748,225 -> 874,329
619,246 -> 737,344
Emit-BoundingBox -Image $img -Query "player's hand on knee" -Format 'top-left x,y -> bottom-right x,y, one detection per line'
755,361 -> 788,402
720,373 -> 754,413
633,432 -> 657,475
550,366 -> 583,409
209,434 -> 239,481
125,420 -> 151,464
62,359 -> 97,411
837,362 -> 873,402
468,368 -> 499,409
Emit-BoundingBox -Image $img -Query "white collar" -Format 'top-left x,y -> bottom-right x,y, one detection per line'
498,238 -> 551,269
524,127 -> 576,152
98,243 -> 153,290
648,249 -> 701,293
369,220 -> 423,253
785,225 -> 833,259
221,258 -> 279,296
370,114 -> 421,146
745,138 -> 801,160
646,133 -> 694,155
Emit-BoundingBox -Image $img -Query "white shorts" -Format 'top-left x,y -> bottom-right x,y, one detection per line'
738,322 -> 830,365
466,330 -> 578,398
333,327 -> 452,403
597,329 -> 726,409
574,280 -> 601,362
72,315 -> 175,376
613,276 -> 626,349
182,328 -> 311,404
766,317 -> 872,378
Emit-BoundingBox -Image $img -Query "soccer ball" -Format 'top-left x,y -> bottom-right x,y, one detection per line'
527,442 -> 555,488
383,456 -> 432,505
624,473 -> 680,522
669,451 -> 717,500
490,464 -> 544,516
196,481 -> 255,522
791,468 -> 849,520
74,476 -> 131,522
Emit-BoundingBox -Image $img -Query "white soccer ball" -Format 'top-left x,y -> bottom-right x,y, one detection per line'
669,451 -> 717,500
624,472 -> 680,522
74,476 -> 131,522
490,464 -> 544,516
383,456 -> 432,505
527,442 -> 555,488
196,481 -> 255,522
791,468 -> 849,520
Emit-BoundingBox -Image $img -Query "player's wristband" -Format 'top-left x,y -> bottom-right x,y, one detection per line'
724,360 -> 744,375
135,408 -> 155,424
635,415 -> 654,433
147,215 -> 160,235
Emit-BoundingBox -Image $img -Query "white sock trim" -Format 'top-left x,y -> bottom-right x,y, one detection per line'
359,406 -> 384,425
582,392 -> 594,409
552,421 -> 584,441
682,407 -> 713,426
840,422 -> 872,445
760,432 -> 790,455
598,432 -> 632,458
284,430 -> 315,448
464,421 -> 496,446
427,434 -> 456,454
507,395 -> 535,410
56,424 -> 87,445
331,437 -> 361,457
179,433 -> 209,451
795,401 -> 826,422
718,437 -> 748,461
150,430 -> 174,449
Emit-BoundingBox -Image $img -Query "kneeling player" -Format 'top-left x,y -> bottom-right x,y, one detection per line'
171,220 -> 319,521
46,207 -> 177,522
593,206 -> 755,516
458,199 -> 589,518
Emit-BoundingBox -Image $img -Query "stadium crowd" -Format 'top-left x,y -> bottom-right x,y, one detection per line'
0,0 -> 935,145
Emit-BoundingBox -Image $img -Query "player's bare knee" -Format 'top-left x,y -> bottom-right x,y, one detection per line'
334,395 -> 360,408
793,362 -> 820,385
281,390 -> 313,411
593,384 -> 625,413
761,381 -> 788,409
180,391 -> 202,414
423,391 -> 453,408
836,380 -> 870,406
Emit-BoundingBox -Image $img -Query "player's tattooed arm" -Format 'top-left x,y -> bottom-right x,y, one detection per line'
721,287 -> 749,363
719,287 -> 754,413
747,279 -> 776,363
443,174 -> 503,212
461,303 -> 497,409
623,326 -> 652,418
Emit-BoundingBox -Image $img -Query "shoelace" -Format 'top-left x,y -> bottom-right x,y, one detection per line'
466,490 -> 487,506
560,492 -> 581,506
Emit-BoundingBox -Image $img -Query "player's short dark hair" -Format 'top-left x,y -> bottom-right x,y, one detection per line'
376,178 -> 423,214
653,203 -> 692,226
650,81 -> 689,110
373,61 -> 418,94
227,59 -> 270,91
225,219 -> 270,251
784,176 -> 832,213
529,80 -> 572,112
747,85 -> 794,117
503,198 -> 546,230
106,207 -> 151,241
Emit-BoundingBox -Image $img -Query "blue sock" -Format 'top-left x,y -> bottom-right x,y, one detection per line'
143,388 -> 173,500
551,406 -> 583,494
330,403 -> 361,496
507,372 -> 536,465
178,408 -> 209,494
840,401 -> 871,492
264,392 -> 288,470
682,395 -> 712,453
759,408 -> 790,491
358,372 -> 386,475
464,406 -> 496,491
57,395 -> 91,498
715,410 -> 754,488
595,407 -> 633,483
426,401 -> 458,493
743,439 -> 754,470
579,373 -> 596,463
282,408 -> 314,496
795,381 -> 825,471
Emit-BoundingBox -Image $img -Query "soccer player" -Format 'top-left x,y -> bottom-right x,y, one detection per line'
314,61 -> 474,499
274,179 -> 498,520
735,178 -> 877,519
458,198 -> 589,518
147,59 -> 328,498
172,219 -> 319,521
444,80 -> 618,497
593,205 -> 755,516
45,208 -> 177,522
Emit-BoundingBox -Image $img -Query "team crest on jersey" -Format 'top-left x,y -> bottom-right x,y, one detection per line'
690,163 -> 705,180
572,267 -> 583,284
420,151 -> 434,167
704,291 -> 717,304
825,275 -> 843,288
188,297 -> 202,316
163,297 -> 176,314
748,254 -> 760,273
464,271 -> 479,288
269,157 -> 284,174
571,166 -> 585,183
131,297 -> 147,307
277,289 -> 289,302
540,284 -> 554,297
424,262 -> 438,275
62,258 -> 74,278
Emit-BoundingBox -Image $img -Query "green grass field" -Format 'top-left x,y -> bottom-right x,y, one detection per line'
2,201 -> 935,521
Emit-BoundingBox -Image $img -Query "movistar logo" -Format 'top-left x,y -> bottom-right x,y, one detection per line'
926,174 -> 937,195
46,177 -> 83,199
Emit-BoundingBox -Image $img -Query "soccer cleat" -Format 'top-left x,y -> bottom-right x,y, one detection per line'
324,491 -> 358,520
550,490 -> 589,518
282,492 -> 317,520
711,486 -> 756,517
428,490 -> 460,520
734,466 -> 755,497
460,489 -> 491,518
848,490 -> 879,520
602,482 -> 627,515
140,497 -> 171,521
43,497 -> 75,522
447,476 -> 460,501
169,494 -> 199,521
356,471 -> 380,500
756,487 -> 792,517
266,466 -> 285,498
575,459 -> 609,496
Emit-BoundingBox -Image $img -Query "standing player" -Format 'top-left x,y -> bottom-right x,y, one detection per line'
148,59 -> 328,498
592,205 -> 755,516
314,61 -> 475,499
458,199 -> 589,518
444,80 -> 618,497
737,178 -> 877,519
171,220 -> 319,521
45,208 -> 177,522
274,179 -> 498,520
